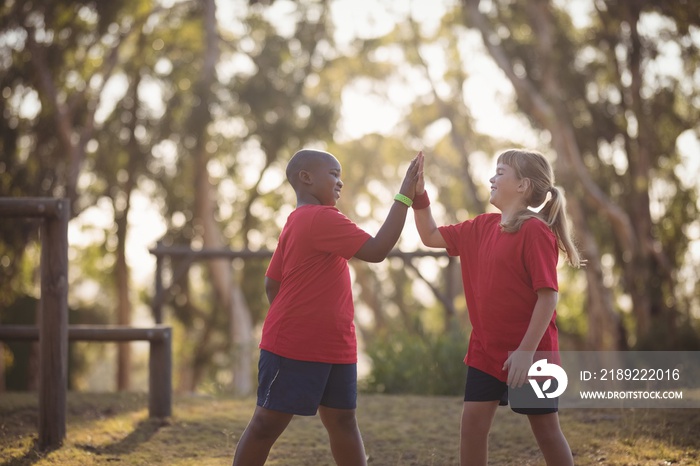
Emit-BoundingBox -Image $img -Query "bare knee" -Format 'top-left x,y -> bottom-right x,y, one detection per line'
528,413 -> 563,439
246,408 -> 293,440
319,407 -> 358,432
528,413 -> 573,466
461,401 -> 498,436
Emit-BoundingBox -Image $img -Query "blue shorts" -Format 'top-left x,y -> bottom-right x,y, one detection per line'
256,350 -> 357,416
464,366 -> 558,415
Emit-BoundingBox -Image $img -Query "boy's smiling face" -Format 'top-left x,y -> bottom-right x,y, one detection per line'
287,150 -> 344,207
307,154 -> 344,206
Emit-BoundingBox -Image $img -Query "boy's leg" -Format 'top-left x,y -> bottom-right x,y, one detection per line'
232,406 -> 293,466
527,412 -> 574,466
460,400 -> 499,466
319,406 -> 367,466
317,361 -> 364,465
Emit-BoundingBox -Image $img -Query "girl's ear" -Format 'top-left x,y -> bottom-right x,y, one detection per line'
518,177 -> 531,194
298,169 -> 312,185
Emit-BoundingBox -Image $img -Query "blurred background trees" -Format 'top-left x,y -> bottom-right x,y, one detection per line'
1,0 -> 698,396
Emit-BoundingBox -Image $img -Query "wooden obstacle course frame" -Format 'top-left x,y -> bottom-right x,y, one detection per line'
0,325 -> 172,419
0,198 -> 172,451
0,197 -> 69,450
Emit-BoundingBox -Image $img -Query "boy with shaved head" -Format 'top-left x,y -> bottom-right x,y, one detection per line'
232,149 -> 423,466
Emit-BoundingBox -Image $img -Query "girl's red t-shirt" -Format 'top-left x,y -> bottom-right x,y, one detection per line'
439,213 -> 559,382
261,205 -> 371,364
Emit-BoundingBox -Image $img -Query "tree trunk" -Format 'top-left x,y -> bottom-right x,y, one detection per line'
188,0 -> 254,394
567,198 -> 625,349
115,208 -> 131,390
614,3 -> 674,342
463,0 -> 629,348
353,262 -> 387,335
231,285 -> 254,396
25,21 -> 121,213
114,64 -> 146,391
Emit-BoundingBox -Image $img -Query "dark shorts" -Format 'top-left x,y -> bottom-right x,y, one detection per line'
464,366 -> 558,415
256,350 -> 357,416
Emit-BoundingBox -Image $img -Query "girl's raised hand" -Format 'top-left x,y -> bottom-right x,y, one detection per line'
398,151 -> 423,200
415,151 -> 425,196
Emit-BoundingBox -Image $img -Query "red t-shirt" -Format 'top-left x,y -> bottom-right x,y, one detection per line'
261,205 -> 371,364
439,213 -> 559,382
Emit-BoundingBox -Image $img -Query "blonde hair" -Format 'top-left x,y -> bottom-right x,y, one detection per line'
497,149 -> 581,268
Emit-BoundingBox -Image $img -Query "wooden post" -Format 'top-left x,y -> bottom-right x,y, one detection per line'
149,326 -> 172,417
38,199 -> 69,450
153,241 -> 164,324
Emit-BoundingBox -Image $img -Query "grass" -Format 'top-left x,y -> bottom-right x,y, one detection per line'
1,392 -> 699,465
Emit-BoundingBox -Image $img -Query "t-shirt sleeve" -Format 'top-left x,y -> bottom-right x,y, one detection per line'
523,221 -> 559,292
265,246 -> 283,281
313,207 -> 371,259
438,220 -> 474,257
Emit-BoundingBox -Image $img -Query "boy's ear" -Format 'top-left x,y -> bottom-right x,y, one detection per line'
298,169 -> 313,185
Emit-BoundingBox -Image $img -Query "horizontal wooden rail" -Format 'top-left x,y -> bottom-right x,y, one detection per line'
0,325 -> 172,418
0,197 -> 69,218
149,245 -> 448,260
0,325 -> 169,342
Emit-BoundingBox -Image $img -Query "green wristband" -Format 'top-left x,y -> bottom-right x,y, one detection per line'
394,193 -> 413,207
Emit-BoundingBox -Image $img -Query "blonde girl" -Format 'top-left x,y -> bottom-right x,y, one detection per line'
413,149 -> 579,466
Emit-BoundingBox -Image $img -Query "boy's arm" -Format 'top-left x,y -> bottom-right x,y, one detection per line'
353,201 -> 411,263
264,276 -> 281,304
502,288 -> 558,388
353,153 -> 421,263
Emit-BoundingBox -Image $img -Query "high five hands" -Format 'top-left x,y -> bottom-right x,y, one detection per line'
399,151 -> 425,200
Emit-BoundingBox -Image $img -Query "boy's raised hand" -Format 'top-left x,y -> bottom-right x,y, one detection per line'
354,151 -> 424,263
398,151 -> 424,200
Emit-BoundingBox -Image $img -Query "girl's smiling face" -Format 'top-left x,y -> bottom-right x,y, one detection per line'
489,163 -> 527,210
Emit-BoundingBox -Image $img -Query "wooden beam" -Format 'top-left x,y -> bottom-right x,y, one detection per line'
0,325 -> 170,342
148,245 -> 448,260
0,325 -> 172,419
0,198 -> 69,219
149,246 -> 274,259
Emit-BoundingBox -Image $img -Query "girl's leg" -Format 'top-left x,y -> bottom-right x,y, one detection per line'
460,400 -> 499,466
318,406 -> 367,466
232,406 -> 294,466
527,412 -> 574,466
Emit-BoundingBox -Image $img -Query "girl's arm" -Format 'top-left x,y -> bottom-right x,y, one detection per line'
414,206 -> 447,248
413,155 -> 447,248
503,288 -> 558,388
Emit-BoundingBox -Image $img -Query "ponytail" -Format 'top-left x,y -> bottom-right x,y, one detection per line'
540,186 -> 581,268
497,150 -> 582,268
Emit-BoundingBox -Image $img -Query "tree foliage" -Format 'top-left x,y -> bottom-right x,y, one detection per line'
1,0 -> 699,392
461,0 -> 700,349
